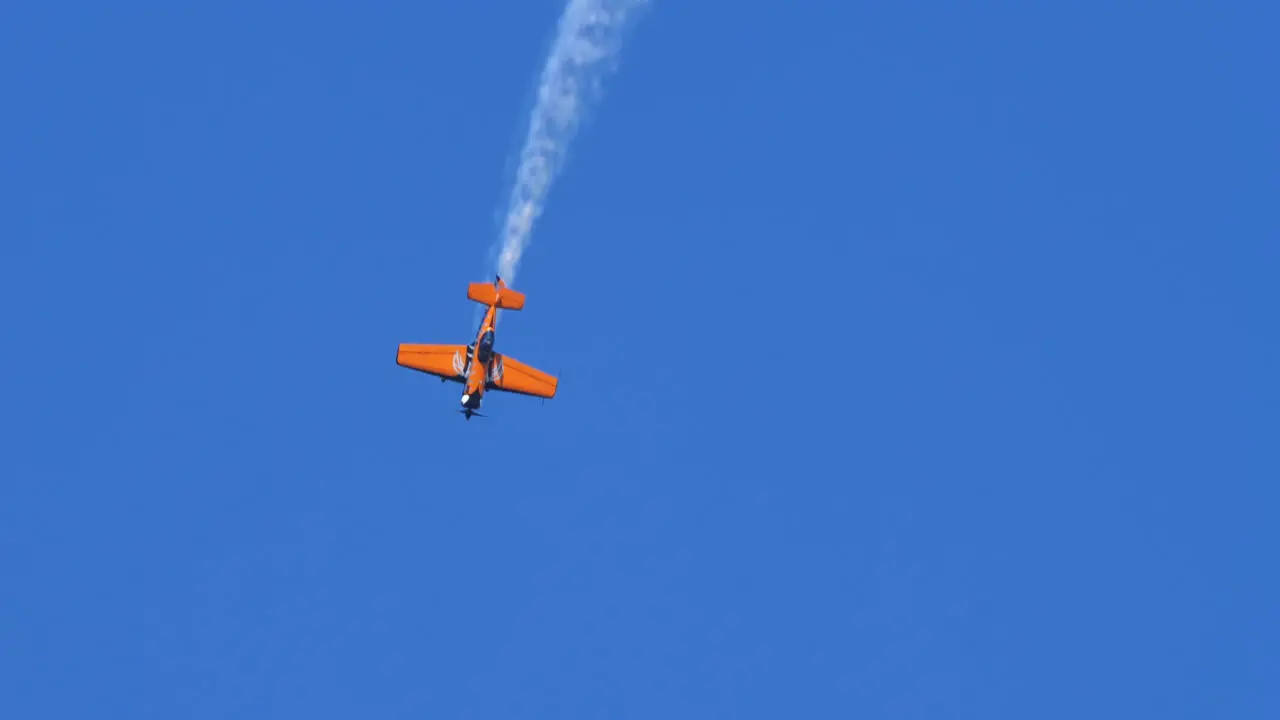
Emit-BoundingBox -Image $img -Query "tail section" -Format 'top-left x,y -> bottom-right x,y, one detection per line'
467,276 -> 526,310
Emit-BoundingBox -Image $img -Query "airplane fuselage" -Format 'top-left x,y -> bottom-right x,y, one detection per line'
458,301 -> 499,417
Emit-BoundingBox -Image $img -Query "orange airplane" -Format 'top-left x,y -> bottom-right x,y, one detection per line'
396,275 -> 558,420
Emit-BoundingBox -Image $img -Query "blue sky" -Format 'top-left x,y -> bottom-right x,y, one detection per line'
3,1 -> 1277,717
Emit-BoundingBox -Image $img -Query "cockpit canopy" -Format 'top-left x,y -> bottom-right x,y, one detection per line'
477,328 -> 495,362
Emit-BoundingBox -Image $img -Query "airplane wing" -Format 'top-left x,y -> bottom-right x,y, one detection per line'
397,343 -> 467,382
487,353 -> 558,398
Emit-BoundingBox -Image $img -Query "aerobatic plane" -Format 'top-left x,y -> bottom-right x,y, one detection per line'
396,276 -> 558,420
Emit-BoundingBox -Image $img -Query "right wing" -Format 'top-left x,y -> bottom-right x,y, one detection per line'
487,353 -> 558,398
397,344 -> 468,382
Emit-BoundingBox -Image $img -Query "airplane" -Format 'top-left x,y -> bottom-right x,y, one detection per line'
396,275 -> 558,420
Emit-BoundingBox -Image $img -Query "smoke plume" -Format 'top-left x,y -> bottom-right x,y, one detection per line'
493,0 -> 648,285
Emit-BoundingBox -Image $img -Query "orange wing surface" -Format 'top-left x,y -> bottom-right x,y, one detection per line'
397,344 -> 467,381
488,354 -> 558,398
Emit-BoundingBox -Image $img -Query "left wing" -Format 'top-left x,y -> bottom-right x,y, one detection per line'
397,343 -> 467,382
487,353 -> 558,398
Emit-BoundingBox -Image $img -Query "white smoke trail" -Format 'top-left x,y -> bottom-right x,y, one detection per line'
493,0 -> 648,285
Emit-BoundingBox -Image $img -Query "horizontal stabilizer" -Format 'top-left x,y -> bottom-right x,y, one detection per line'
468,282 -> 525,310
